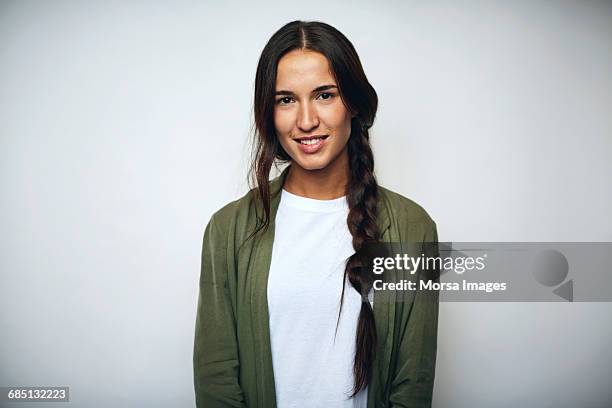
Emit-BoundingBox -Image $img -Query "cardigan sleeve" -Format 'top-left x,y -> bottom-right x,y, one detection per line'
388,221 -> 440,408
193,216 -> 247,408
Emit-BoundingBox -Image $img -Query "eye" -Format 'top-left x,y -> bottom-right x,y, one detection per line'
317,92 -> 334,101
276,96 -> 294,105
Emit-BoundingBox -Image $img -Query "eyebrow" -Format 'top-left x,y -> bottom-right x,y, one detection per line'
275,84 -> 338,96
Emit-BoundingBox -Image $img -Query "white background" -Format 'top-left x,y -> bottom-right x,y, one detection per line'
1,1 -> 611,407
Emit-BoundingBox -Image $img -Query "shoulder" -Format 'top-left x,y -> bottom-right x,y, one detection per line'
204,171 -> 284,242
206,188 -> 259,238
210,189 -> 256,223
379,186 -> 435,224
378,186 -> 438,240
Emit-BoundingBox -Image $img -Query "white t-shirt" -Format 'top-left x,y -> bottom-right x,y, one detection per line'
267,189 -> 368,408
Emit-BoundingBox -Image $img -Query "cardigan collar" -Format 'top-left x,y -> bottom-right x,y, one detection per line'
267,165 -> 392,237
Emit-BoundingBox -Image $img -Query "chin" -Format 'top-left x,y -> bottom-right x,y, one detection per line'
292,156 -> 330,171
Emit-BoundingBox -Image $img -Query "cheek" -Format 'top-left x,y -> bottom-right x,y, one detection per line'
274,109 -> 294,136
323,104 -> 352,138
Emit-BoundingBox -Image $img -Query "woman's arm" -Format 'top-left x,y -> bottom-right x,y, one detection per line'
388,221 -> 440,408
193,216 -> 246,407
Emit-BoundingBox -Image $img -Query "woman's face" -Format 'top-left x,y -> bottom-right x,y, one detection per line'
274,49 -> 353,172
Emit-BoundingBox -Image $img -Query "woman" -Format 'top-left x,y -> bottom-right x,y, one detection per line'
194,20 -> 440,408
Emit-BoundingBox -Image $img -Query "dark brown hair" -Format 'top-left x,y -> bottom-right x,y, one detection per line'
251,20 -> 379,396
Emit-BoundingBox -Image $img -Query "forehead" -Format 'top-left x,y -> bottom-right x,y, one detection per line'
276,49 -> 336,90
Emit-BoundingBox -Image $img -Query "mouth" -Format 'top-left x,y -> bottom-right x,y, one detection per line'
294,135 -> 329,144
293,135 -> 329,153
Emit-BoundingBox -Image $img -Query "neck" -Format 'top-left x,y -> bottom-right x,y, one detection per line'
283,149 -> 349,200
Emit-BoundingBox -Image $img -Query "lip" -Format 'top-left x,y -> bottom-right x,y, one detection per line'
293,135 -> 329,154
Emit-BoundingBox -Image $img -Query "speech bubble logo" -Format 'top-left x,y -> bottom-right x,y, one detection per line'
532,249 -> 572,301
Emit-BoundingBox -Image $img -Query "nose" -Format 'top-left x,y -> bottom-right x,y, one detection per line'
296,101 -> 319,132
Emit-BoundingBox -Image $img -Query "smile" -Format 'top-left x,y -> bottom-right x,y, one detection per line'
293,135 -> 329,154
294,135 -> 329,145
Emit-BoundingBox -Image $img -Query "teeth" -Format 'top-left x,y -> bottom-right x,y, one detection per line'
300,137 -> 323,145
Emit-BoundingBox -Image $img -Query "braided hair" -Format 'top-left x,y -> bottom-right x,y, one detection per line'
339,120 -> 379,395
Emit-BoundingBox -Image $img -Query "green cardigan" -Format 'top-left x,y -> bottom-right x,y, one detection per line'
194,167 -> 440,408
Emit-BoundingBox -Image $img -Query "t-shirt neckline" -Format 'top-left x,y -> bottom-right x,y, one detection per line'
280,188 -> 348,213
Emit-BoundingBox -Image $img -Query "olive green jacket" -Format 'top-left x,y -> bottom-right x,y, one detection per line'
194,167 -> 440,408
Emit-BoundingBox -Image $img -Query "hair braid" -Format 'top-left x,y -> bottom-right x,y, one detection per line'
339,122 -> 379,396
